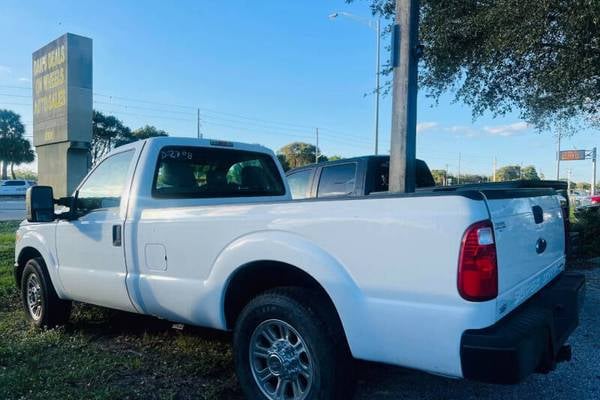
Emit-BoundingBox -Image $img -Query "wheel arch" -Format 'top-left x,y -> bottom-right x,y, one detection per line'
207,230 -> 365,357
15,246 -> 43,289
223,260 -> 338,329
15,229 -> 67,298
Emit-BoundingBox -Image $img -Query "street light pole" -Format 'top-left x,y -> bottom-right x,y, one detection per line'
556,132 -> 561,180
329,11 -> 381,155
374,18 -> 381,155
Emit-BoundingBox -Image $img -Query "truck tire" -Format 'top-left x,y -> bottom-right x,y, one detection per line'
21,257 -> 71,328
233,287 -> 354,400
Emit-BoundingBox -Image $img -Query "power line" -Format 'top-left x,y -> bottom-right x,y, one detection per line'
0,93 -> 31,98
3,91 -> 372,143
0,85 -> 31,91
93,100 -> 196,116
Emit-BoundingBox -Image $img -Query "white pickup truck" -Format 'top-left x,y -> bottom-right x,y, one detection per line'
15,137 -> 584,399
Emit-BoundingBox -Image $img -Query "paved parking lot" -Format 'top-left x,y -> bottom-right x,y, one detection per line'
355,267 -> 600,400
0,197 -> 25,221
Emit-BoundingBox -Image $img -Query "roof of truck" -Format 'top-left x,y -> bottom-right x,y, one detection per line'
285,155 -> 428,175
143,136 -> 274,154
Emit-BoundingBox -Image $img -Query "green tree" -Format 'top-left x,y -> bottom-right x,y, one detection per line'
91,110 -> 132,164
130,125 -> 169,141
460,174 -> 489,184
496,165 -> 521,181
521,165 -> 540,180
112,125 -> 169,148
352,0 -> 600,130
12,168 -> 37,181
328,155 -> 344,161
6,138 -> 35,179
430,169 -> 448,186
277,142 -> 327,170
576,182 -> 591,191
0,109 -> 32,180
277,154 -> 290,171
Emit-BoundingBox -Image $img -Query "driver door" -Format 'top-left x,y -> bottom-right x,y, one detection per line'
55,149 -> 138,312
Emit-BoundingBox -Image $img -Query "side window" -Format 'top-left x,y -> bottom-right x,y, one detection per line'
317,163 -> 356,198
372,161 -> 389,193
77,150 -> 135,211
153,146 -> 285,198
287,169 -> 313,199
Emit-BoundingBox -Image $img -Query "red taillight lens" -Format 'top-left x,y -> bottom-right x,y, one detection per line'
458,220 -> 498,301
591,196 -> 600,204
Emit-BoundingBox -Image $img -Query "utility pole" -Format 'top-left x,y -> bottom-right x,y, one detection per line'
592,147 -> 597,195
374,17 -> 381,155
197,108 -> 202,139
315,128 -> 319,164
493,157 -> 497,182
457,152 -> 461,184
556,132 -> 561,180
519,162 -> 523,180
567,168 -> 571,193
445,163 -> 449,186
389,0 -> 419,193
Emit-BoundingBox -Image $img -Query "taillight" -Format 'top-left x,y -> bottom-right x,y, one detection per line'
591,196 -> 600,204
458,220 -> 498,302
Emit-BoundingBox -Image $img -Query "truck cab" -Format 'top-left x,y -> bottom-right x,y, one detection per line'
286,156 -> 434,199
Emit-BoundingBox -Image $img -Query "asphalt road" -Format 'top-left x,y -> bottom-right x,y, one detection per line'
355,266 -> 600,400
0,197 -> 25,221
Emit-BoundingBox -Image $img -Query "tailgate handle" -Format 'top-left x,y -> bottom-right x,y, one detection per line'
532,205 -> 544,224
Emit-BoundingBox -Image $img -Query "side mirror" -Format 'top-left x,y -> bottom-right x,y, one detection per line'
26,186 -> 55,222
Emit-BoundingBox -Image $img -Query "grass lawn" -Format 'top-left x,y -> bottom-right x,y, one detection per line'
0,221 -> 242,400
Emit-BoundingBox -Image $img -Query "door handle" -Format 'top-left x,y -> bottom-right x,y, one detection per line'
112,225 -> 122,247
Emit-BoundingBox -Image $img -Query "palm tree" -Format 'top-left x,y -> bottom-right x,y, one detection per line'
7,138 -> 35,179
0,109 -> 30,180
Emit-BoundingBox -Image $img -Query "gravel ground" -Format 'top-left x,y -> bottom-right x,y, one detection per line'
354,267 -> 600,400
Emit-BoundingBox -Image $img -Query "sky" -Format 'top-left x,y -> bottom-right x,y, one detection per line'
0,0 -> 598,183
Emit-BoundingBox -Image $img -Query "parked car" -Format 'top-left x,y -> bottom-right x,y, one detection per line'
0,180 -> 35,196
15,138 -> 584,399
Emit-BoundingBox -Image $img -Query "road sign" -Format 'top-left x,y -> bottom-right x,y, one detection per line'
559,150 -> 586,161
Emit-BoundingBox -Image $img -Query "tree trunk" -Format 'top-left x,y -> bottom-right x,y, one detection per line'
10,163 -> 15,179
1,161 -> 7,180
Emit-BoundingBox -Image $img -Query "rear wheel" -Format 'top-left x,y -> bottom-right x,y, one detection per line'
233,287 -> 354,400
21,257 -> 71,328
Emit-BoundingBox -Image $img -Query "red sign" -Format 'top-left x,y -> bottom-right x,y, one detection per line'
559,150 -> 586,161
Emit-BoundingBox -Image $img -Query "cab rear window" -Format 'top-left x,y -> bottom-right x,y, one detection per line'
153,146 -> 285,198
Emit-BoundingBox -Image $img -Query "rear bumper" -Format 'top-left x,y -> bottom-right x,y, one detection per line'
460,272 -> 585,384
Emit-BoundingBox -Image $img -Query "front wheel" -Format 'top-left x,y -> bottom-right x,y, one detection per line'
21,257 -> 71,328
233,287 -> 354,400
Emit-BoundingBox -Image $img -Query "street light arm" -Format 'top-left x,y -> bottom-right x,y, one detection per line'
328,11 -> 377,30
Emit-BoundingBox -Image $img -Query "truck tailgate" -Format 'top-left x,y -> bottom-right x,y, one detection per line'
483,189 -> 566,319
